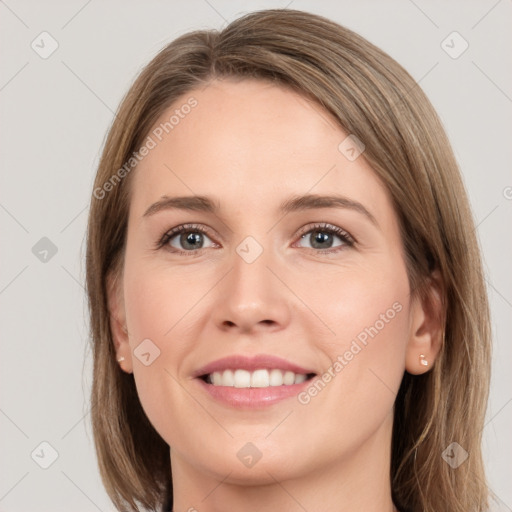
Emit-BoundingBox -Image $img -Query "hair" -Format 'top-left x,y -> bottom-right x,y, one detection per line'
85,8 -> 492,512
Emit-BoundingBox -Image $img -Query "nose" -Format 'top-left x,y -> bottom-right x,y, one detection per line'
212,240 -> 291,335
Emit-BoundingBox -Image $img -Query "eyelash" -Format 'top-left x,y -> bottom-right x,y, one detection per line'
154,222 -> 356,256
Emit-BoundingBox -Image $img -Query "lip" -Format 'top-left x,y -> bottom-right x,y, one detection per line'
192,354 -> 317,410
192,354 -> 316,378
195,377 -> 313,409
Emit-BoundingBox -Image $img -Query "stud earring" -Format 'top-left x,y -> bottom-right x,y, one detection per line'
419,354 -> 428,367
117,356 -> 125,363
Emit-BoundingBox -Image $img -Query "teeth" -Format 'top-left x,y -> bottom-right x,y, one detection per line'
283,370 -> 295,385
251,369 -> 269,388
206,369 -> 310,388
294,373 -> 307,384
269,369 -> 284,386
234,369 -> 251,388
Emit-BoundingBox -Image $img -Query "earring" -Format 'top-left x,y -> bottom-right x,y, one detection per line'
419,354 -> 428,367
117,356 -> 125,363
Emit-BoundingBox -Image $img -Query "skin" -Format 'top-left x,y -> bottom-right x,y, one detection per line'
108,78 -> 443,512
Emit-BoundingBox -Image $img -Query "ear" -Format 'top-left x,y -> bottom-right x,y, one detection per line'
405,270 -> 445,375
106,271 -> 133,373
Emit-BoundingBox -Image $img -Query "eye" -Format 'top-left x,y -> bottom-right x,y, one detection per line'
156,224 -> 217,255
155,222 -> 355,256
294,223 -> 355,253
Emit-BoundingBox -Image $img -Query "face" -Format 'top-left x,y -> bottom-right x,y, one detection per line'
112,78 -> 420,485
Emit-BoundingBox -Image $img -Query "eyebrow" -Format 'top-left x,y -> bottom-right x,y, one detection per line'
142,193 -> 378,227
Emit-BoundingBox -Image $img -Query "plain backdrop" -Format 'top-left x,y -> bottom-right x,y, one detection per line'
1,1 -> 511,511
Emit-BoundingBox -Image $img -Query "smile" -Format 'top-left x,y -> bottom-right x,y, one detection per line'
201,368 -> 316,388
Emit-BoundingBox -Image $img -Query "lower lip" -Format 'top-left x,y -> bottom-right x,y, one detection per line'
195,377 -> 313,409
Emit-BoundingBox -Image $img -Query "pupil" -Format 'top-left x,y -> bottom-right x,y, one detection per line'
311,230 -> 332,249
182,232 -> 203,249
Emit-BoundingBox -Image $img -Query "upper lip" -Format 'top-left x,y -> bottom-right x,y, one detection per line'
192,354 -> 316,378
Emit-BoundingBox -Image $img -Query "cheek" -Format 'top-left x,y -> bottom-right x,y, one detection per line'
124,270 -> 177,344
123,258 -> 205,354
122,261 -> 201,438
300,264 -> 410,429
303,259 -> 409,352
303,261 -> 410,408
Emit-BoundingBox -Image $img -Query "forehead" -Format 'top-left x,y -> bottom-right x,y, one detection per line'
129,78 -> 388,220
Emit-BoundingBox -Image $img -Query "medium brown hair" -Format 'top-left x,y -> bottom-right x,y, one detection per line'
85,9 -> 492,512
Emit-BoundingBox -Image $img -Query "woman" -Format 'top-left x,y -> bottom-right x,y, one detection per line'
85,9 -> 492,512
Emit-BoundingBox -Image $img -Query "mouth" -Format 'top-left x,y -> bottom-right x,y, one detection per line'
192,354 -> 317,409
199,369 -> 317,388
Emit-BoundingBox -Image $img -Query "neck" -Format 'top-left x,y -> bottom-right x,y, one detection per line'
169,412 -> 396,512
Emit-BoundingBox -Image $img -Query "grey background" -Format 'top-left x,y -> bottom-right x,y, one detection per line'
0,1 -> 510,511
